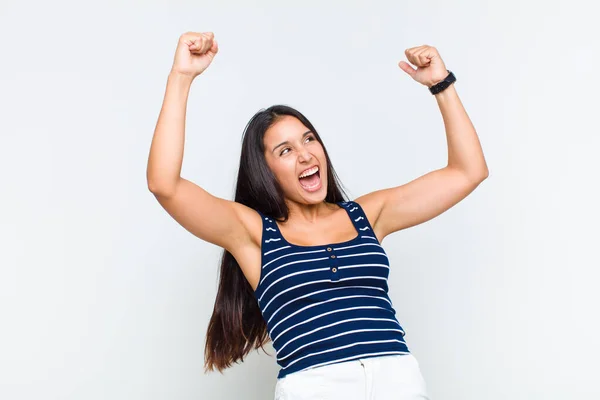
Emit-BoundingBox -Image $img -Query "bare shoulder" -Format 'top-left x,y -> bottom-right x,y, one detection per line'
353,190 -> 387,242
152,178 -> 264,254
150,178 -> 264,289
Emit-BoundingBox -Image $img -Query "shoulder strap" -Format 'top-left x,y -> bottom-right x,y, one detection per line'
342,200 -> 379,242
255,210 -> 290,256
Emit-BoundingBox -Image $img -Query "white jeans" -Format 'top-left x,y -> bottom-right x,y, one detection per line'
274,354 -> 431,400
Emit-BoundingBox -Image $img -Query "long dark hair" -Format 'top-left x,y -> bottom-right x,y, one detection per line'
203,104 -> 350,373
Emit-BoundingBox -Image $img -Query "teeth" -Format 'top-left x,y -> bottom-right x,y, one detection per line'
299,166 -> 319,178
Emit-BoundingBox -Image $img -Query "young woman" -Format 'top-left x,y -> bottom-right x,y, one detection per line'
147,31 -> 488,400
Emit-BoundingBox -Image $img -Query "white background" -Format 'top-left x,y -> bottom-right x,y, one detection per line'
1,0 -> 598,399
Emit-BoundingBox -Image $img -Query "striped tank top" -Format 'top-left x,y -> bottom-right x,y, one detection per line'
253,200 -> 410,379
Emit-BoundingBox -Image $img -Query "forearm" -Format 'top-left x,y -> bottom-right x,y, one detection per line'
435,84 -> 489,180
146,71 -> 195,194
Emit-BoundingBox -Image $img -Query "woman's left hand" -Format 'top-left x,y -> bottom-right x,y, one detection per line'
398,45 -> 449,87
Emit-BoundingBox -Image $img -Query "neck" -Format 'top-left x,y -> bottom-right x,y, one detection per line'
284,200 -> 338,224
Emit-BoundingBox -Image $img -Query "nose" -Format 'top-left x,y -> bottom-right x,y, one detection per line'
298,148 -> 313,162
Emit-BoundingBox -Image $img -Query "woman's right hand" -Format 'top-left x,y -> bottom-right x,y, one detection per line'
171,32 -> 219,79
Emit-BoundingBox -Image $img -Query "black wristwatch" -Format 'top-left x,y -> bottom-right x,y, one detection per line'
428,70 -> 456,95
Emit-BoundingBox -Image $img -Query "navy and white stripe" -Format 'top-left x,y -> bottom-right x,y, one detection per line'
254,200 -> 410,379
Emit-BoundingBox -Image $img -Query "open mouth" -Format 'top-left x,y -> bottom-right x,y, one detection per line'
298,167 -> 321,191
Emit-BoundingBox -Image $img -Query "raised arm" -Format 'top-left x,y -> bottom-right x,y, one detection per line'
357,45 -> 489,239
146,32 -> 253,252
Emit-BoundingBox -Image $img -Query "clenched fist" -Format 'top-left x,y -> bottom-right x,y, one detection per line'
171,31 -> 219,79
398,45 -> 448,87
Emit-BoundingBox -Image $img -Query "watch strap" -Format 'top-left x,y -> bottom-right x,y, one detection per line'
429,70 -> 456,95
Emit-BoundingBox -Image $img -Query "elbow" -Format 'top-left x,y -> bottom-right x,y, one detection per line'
471,167 -> 489,184
456,166 -> 488,185
147,178 -> 160,194
148,182 -> 160,195
478,167 -> 489,181
147,171 -> 180,197
148,182 -> 163,196
450,165 -> 489,185
147,180 -> 176,197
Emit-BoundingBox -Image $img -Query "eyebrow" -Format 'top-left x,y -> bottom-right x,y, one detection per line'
272,130 -> 313,153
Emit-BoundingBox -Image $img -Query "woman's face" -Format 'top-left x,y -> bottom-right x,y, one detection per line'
263,116 -> 327,203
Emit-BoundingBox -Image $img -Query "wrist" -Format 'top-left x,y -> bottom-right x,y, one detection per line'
428,71 -> 450,87
433,82 -> 457,100
168,70 -> 196,86
429,70 -> 456,95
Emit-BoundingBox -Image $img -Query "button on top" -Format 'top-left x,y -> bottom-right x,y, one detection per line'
326,247 -> 332,252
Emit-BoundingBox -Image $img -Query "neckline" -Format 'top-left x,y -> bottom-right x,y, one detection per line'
273,201 -> 361,249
